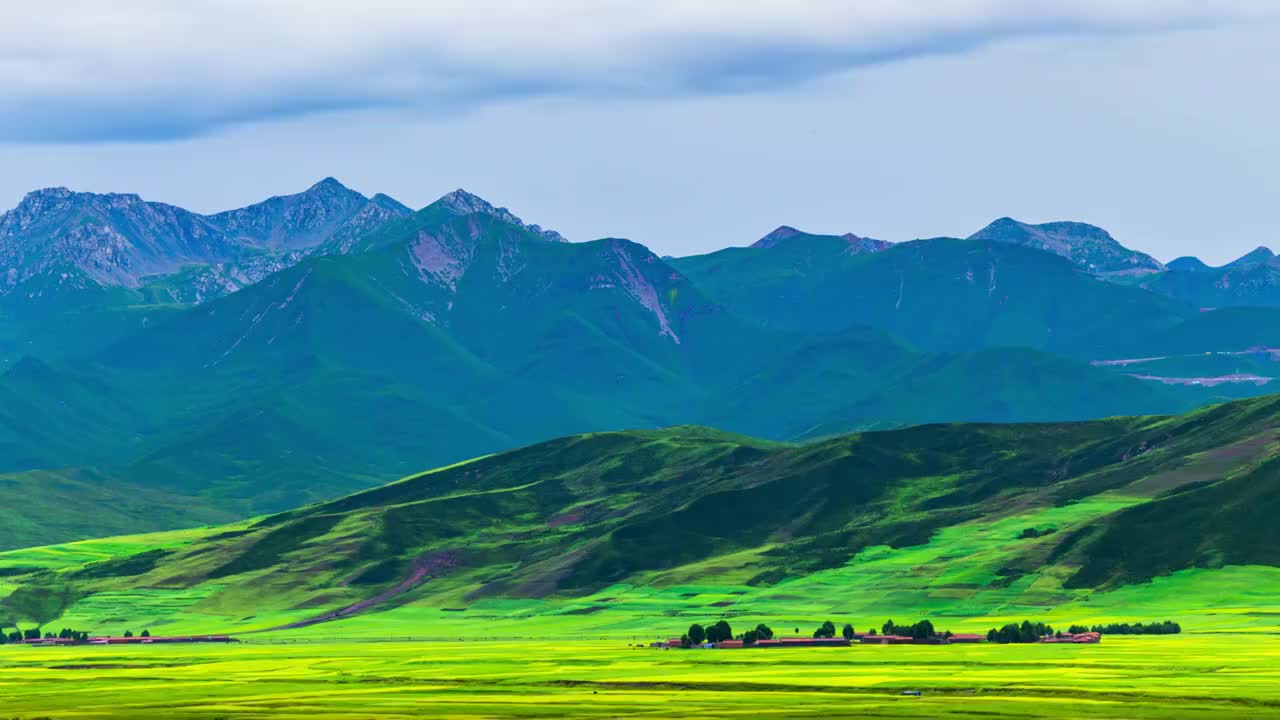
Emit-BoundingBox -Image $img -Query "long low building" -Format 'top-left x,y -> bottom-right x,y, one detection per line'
751,637 -> 851,648
1040,632 -> 1101,644
861,633 -> 989,645
21,635 -> 238,646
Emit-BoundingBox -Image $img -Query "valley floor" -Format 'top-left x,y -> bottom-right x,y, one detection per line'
2,635 -> 1279,719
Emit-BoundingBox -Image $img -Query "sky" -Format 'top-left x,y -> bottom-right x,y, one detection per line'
1,1 -> 1277,265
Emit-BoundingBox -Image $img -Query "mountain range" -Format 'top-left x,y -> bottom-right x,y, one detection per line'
1,178 -> 1279,551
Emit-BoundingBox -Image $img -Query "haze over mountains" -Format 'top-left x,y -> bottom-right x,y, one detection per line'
2,177 -> 1279,550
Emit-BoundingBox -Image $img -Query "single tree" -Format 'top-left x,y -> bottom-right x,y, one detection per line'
123,630 -> 134,638
842,624 -> 855,641
141,629 -> 151,638
687,623 -> 706,645
755,624 -> 774,641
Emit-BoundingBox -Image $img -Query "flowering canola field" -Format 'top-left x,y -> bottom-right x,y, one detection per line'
2,635 -> 1279,719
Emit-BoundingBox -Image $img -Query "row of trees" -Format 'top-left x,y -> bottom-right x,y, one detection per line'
987,621 -> 1055,644
987,618 -> 1183,643
1,627 -> 149,643
683,619 -> 940,646
2,627 -> 91,643
1069,621 -> 1181,635
881,619 -> 945,640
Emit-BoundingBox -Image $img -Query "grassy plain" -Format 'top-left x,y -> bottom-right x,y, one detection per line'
2,636 -> 1279,719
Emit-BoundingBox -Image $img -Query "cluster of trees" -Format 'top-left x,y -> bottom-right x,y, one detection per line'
683,620 -> 737,647
741,623 -> 774,645
881,619 -> 945,640
1070,621 -> 1180,635
987,620 -> 1055,643
56,628 -> 91,641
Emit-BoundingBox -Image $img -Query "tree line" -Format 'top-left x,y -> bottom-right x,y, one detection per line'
679,618 -> 954,646
1069,621 -> 1181,635
987,619 -> 1182,642
1,626 -> 150,643
880,619 -> 950,640
986,620 -> 1056,643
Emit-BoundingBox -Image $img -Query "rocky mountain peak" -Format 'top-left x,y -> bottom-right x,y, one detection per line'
751,226 -> 803,248
968,217 -> 1164,277
439,189 -> 496,216
434,189 -> 567,243
308,176 -> 349,193
369,193 -> 412,214
1226,246 -> 1276,269
19,186 -> 74,205
751,226 -> 892,255
208,179 -> 371,251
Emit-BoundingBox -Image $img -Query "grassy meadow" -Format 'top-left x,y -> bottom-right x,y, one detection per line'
2,410 -> 1279,718
3,636 -> 1280,719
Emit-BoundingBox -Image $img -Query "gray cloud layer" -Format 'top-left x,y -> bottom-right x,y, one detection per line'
2,0 -> 1274,142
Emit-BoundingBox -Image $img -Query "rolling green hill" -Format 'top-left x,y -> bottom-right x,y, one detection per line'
2,394 -> 1277,638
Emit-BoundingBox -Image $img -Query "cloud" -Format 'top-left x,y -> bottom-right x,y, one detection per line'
1,0 -> 1274,143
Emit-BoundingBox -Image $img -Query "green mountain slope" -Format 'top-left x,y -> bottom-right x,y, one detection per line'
672,236 -> 1193,358
3,395 -> 1277,636
1121,307 -> 1280,355
5,187 -> 1276,554
0,233 -> 1196,544
0,468 -> 236,551
0,200 -> 1236,548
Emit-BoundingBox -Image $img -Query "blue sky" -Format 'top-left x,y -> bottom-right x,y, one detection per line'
1,1 -> 1276,264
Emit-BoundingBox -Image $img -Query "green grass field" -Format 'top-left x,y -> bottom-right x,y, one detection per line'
2,636 -> 1279,719
2,408 -> 1279,718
